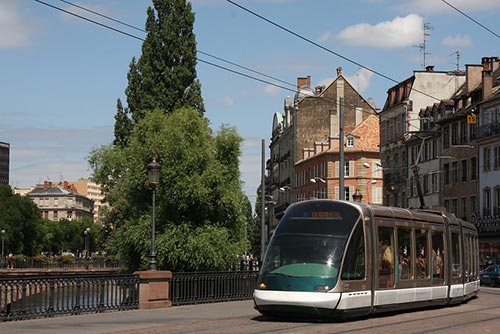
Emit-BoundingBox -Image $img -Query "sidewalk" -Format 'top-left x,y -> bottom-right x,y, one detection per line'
0,300 -> 258,334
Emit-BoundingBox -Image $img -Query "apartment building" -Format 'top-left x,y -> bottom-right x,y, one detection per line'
28,181 -> 94,222
69,178 -> 108,224
0,141 -> 9,185
268,68 -> 379,233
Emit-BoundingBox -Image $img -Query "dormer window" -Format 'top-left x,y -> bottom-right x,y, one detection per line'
347,136 -> 355,148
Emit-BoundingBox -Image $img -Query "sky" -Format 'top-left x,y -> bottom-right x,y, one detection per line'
1,0 -> 499,209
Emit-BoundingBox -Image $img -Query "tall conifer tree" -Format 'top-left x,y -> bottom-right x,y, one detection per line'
114,0 -> 204,144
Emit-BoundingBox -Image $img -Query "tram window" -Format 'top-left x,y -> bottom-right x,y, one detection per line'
432,231 -> 445,285
397,228 -> 413,280
451,232 -> 461,283
416,229 -> 429,279
378,227 -> 395,288
341,223 -> 365,280
464,235 -> 471,282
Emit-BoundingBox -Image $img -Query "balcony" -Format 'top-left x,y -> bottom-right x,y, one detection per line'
476,122 -> 500,140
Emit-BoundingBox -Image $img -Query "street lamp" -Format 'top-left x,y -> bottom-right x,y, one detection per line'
352,189 -> 363,202
84,227 -> 90,258
147,156 -> 161,271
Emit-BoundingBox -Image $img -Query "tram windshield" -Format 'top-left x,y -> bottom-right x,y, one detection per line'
258,201 -> 360,292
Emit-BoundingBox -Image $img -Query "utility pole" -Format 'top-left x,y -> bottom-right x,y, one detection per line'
339,97 -> 345,200
260,139 -> 266,262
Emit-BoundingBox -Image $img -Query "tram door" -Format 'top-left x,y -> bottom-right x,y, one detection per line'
378,227 -> 395,289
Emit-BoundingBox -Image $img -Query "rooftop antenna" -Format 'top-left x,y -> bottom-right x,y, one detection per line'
450,50 -> 460,71
414,23 -> 433,68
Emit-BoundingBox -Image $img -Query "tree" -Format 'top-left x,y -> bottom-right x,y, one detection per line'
90,0 -> 250,271
0,185 -> 41,256
114,0 -> 205,145
90,109 -> 248,271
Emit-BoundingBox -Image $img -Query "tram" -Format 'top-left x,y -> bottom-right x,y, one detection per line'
254,200 -> 479,319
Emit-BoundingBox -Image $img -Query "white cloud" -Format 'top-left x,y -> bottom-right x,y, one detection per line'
337,14 -> 423,48
401,0 -> 500,14
0,1 -> 36,48
223,95 -> 234,106
318,31 -> 333,43
345,68 -> 374,93
441,34 -> 472,48
262,85 -> 282,95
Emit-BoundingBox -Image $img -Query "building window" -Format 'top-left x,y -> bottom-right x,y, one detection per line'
452,161 -> 458,183
443,125 -> 450,148
347,136 -> 354,148
443,163 -> 450,185
53,211 -> 58,220
423,174 -> 429,194
67,211 -> 73,219
432,173 -> 439,192
484,188 -> 491,216
461,159 -> 467,182
344,186 -> 351,202
44,211 -> 49,219
495,146 -> 500,169
461,197 -> 467,220
471,196 -> 477,216
471,157 -> 477,180
460,121 -> 468,144
344,161 -> 351,177
484,147 -> 491,171
451,123 -> 458,145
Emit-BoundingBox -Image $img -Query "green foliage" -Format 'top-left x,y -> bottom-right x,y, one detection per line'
89,0 -> 250,272
0,185 -> 41,256
56,254 -> 75,264
91,109 -> 249,271
34,253 -> 52,265
115,0 -> 204,146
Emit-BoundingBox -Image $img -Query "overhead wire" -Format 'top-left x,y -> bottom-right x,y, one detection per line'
36,0 -> 467,133
34,0 -> 298,94
224,0 -> 462,103
441,0 -> 500,40
35,0 -> 382,116
57,0 -> 297,90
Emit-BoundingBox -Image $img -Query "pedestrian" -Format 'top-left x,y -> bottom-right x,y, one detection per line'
7,253 -> 15,269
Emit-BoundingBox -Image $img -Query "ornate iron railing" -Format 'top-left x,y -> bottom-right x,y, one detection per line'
170,271 -> 258,305
0,273 -> 139,321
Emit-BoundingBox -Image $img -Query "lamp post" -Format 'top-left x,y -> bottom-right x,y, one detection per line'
147,156 -> 161,271
366,180 -> 377,204
84,227 -> 90,257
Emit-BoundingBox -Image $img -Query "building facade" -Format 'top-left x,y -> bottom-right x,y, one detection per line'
69,178 -> 108,224
28,181 -> 94,222
0,141 -> 9,185
379,66 -> 466,208
268,68 -> 380,236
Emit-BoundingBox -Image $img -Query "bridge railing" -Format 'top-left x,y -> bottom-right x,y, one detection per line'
1,270 -> 258,321
170,271 -> 258,305
0,273 -> 139,321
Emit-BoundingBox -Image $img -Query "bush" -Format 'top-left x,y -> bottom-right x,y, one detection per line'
34,253 -> 52,265
56,254 -> 75,264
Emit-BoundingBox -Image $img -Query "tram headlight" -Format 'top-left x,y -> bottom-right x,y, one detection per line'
314,285 -> 330,292
258,282 -> 267,289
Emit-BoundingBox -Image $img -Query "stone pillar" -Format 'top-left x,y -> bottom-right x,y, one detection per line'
134,270 -> 172,309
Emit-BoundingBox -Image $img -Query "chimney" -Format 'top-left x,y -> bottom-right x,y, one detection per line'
425,65 -> 435,72
297,76 -> 311,89
44,181 -> 48,188
482,57 -> 493,100
63,181 -> 69,189
465,63 -> 483,93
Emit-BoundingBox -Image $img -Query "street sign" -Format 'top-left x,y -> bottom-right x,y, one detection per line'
467,114 -> 476,124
